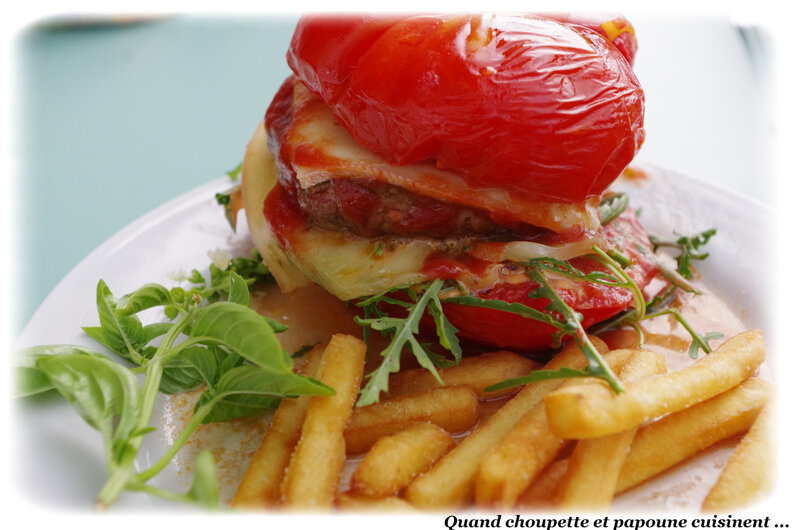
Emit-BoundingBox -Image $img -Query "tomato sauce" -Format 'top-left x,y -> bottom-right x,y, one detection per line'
263,184 -> 306,248
422,253 -> 493,280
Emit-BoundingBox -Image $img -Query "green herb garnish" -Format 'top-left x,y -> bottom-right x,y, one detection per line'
447,260 -> 625,393
225,162 -> 242,181
354,280 -> 462,407
599,192 -> 630,225
651,228 -> 717,279
17,252 -> 332,509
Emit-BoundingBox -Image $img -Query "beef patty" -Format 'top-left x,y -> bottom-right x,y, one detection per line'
295,177 -> 556,242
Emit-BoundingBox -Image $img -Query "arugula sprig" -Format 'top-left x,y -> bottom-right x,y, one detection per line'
598,192 -> 630,225
354,279 -> 462,407
552,243 -> 721,360
447,262 -> 625,393
17,251 -> 332,509
651,228 -> 717,279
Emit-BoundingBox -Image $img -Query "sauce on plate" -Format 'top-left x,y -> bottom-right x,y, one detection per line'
159,270 -> 753,508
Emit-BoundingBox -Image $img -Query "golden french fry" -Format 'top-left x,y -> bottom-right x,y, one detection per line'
403,337 -> 608,509
558,350 -> 667,510
345,385 -> 478,455
231,344 -> 326,509
387,350 -> 538,400
336,492 -> 415,511
517,458 -> 570,509
281,334 -> 366,509
616,377 -> 771,494
545,330 -> 765,439
702,403 -> 774,511
475,348 -> 634,508
350,422 -> 454,497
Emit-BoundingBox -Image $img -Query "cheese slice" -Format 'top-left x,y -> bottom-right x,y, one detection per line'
242,121 -> 605,300
285,80 -> 601,235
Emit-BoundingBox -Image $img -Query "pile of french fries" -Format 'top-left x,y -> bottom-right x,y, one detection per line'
231,329 -> 772,512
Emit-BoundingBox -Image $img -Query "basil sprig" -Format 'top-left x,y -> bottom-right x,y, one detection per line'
17,251 -> 332,509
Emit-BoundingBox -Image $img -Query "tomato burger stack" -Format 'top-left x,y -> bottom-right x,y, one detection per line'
241,14 -> 659,352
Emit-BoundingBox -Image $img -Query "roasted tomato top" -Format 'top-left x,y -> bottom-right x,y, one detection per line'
542,13 -> 638,64
287,14 -> 645,203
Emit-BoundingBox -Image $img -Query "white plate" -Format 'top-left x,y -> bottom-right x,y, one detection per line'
13,166 -> 772,511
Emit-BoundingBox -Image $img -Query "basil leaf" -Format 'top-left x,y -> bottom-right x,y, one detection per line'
141,322 -> 175,344
88,280 -> 146,364
215,348 -> 245,378
14,344 -> 111,398
226,272 -> 250,306
36,353 -> 142,465
186,450 -> 219,508
196,365 -> 333,423
159,346 -> 219,394
189,302 -> 292,375
15,344 -> 109,364
15,366 -> 55,397
116,284 -> 173,316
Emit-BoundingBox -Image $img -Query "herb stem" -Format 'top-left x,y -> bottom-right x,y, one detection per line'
593,245 -> 646,321
136,399 -> 214,482
95,315 -> 190,508
95,463 -> 135,510
572,317 -> 625,393
642,308 -> 714,355
126,482 -> 192,505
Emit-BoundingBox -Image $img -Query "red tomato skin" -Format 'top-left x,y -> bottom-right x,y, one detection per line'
287,15 -> 401,103
287,14 -> 645,204
541,13 -> 638,64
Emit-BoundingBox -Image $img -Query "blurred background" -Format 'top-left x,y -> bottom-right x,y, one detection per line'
12,13 -> 774,336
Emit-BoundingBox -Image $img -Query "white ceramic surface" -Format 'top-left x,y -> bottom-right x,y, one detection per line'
13,167 -> 773,511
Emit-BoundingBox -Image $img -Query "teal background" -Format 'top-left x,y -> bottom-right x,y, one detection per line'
15,15 -> 300,334
13,14 -> 772,337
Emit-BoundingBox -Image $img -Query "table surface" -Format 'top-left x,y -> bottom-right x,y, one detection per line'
13,14 -> 773,336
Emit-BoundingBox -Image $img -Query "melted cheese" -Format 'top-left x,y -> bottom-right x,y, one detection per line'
286,80 -> 601,235
242,122 -> 605,300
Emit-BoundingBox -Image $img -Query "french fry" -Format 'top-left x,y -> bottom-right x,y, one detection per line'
517,458 -> 570,509
281,334 -> 367,510
231,344 -> 326,509
558,350 -> 667,510
336,492 -> 415,511
403,337 -> 608,509
475,348 -> 635,508
350,422 -> 455,497
615,377 -> 771,494
545,330 -> 765,439
387,350 -> 538,400
702,403 -> 774,511
344,385 -> 478,455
